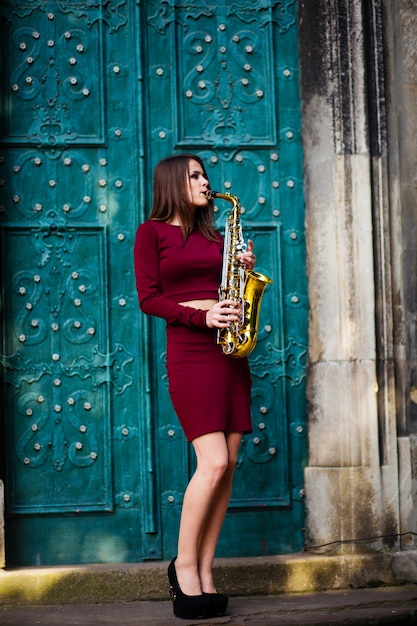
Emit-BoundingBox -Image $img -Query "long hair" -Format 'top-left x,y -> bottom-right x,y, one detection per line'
149,154 -> 219,242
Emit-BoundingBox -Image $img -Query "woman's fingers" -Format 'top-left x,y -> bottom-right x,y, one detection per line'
206,300 -> 240,328
217,300 -> 240,322
237,239 -> 256,269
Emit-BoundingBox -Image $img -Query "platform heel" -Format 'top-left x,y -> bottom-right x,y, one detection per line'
203,591 -> 229,617
167,557 -> 211,620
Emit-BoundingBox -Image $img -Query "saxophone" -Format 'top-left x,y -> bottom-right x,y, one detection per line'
206,190 -> 273,358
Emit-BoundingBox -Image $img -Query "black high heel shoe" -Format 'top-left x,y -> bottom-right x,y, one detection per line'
167,557 -> 211,620
203,591 -> 229,617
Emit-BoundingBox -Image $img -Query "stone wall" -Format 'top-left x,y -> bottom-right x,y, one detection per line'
299,0 -> 401,552
0,481 -> 4,567
383,0 -> 417,549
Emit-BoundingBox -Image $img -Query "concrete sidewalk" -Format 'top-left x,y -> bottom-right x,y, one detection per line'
1,553 -> 417,624
0,585 -> 416,625
1,553 -> 417,606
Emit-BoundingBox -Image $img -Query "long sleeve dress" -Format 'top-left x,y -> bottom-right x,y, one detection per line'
134,220 -> 252,442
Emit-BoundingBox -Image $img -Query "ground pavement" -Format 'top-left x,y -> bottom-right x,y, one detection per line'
0,585 -> 416,625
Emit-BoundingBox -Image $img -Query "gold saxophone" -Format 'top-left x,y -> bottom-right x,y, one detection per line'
206,190 -> 273,358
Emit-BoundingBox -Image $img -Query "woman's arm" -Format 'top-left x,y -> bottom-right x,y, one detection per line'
134,223 -> 208,327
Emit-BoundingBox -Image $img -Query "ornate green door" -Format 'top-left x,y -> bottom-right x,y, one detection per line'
0,0 -> 307,566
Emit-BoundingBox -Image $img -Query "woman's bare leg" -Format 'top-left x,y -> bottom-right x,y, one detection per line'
174,431 -> 230,595
197,431 -> 242,593
174,431 -> 243,595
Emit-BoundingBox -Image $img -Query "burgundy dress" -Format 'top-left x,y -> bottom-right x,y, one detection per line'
134,220 -> 252,442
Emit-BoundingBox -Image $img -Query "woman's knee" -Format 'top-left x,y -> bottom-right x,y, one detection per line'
200,456 -> 229,484
193,431 -> 237,484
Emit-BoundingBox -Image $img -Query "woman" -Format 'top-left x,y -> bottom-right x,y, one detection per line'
134,154 -> 256,620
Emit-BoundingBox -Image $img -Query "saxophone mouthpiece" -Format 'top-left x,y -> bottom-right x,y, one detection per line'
205,190 -> 219,199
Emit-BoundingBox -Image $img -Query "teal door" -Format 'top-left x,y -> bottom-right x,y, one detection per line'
0,0 -> 307,566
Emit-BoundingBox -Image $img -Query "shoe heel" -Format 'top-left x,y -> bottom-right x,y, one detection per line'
167,557 -> 211,620
203,591 -> 228,617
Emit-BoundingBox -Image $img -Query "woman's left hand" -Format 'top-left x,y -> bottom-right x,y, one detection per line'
237,239 -> 256,270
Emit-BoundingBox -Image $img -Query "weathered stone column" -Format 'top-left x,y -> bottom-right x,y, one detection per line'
383,0 -> 417,550
299,0 -> 400,551
0,480 -> 4,567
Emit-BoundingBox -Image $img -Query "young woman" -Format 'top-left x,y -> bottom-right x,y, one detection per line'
134,154 -> 255,619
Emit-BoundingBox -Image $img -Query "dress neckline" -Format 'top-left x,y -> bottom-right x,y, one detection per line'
151,219 -> 182,228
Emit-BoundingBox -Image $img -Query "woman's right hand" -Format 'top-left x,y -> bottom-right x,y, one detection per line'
206,299 -> 240,329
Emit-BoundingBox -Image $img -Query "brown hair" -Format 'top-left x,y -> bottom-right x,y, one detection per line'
149,154 -> 219,241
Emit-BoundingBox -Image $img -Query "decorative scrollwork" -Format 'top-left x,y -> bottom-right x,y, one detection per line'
245,430 -> 278,464
10,149 -> 93,220
202,149 -> 271,221
147,0 -> 296,34
12,270 -> 48,346
226,0 -> 296,33
10,151 -> 94,219
14,387 -> 101,471
168,2 -> 276,146
251,337 -> 307,386
28,105 -> 78,148
3,7 -> 106,147
63,344 -> 134,395
66,389 -> 99,468
0,1 -> 128,33
16,391 -> 50,468
147,0 -> 215,33
202,105 -> 251,148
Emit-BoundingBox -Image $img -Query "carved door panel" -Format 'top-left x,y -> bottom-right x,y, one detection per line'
144,0 -> 308,557
0,2 -> 146,565
0,0 -> 307,567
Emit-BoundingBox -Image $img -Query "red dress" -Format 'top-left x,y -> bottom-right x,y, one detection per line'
134,220 -> 252,442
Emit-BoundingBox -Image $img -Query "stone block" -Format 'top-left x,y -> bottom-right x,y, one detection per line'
307,360 -> 379,467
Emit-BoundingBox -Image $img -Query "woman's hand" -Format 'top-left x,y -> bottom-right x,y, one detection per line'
206,299 -> 240,329
237,239 -> 256,270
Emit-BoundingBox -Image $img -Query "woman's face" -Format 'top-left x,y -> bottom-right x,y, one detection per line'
187,159 -> 209,207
